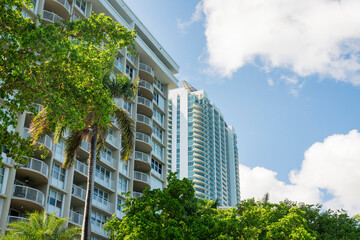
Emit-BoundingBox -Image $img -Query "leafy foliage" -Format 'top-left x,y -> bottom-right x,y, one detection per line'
105,173 -> 360,240
1,211 -> 81,240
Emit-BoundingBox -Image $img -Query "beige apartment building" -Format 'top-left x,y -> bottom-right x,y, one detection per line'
0,0 -> 179,239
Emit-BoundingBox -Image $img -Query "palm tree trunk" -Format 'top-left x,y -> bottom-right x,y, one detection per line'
82,128 -> 97,240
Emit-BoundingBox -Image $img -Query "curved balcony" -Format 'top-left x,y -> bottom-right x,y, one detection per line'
23,128 -> 53,155
134,151 -> 151,172
137,96 -> 153,117
138,80 -> 153,100
16,157 -> 49,184
133,171 -> 150,191
136,114 -> 152,135
12,185 -> 45,210
45,0 -> 71,20
135,132 -> 152,153
42,10 -> 63,24
139,63 -> 154,83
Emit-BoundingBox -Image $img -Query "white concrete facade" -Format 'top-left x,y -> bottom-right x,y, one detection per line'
168,81 -> 240,206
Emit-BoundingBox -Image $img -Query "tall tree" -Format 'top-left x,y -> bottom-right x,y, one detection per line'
1,211 -> 81,240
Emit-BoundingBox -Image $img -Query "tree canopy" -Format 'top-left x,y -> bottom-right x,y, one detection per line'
105,173 -> 360,240
0,0 -> 136,164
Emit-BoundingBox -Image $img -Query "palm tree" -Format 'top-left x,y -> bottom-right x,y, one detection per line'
29,72 -> 137,239
2,211 -> 80,240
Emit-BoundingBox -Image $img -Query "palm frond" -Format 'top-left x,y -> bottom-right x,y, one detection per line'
53,122 -> 66,144
114,107 -> 134,161
29,107 -> 51,144
63,129 -> 89,168
96,125 -> 108,160
105,73 -> 138,101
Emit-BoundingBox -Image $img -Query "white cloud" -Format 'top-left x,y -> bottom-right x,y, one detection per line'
267,78 -> 274,86
177,2 -> 204,33
240,130 -> 360,215
199,0 -> 360,84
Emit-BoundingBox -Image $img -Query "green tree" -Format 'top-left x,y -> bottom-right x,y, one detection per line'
1,211 -> 80,240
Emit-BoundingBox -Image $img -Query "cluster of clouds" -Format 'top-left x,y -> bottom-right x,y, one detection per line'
180,0 -> 360,86
240,130 -> 360,215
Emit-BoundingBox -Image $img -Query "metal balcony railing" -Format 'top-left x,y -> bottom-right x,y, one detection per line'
94,172 -> 115,190
137,96 -> 152,109
72,184 -> 86,200
139,63 -> 154,77
22,157 -> 49,177
139,80 -> 153,92
7,216 -> 28,225
133,171 -> 150,184
137,114 -> 151,126
43,10 -> 63,23
106,134 -> 118,147
134,151 -> 150,164
23,128 -> 53,150
69,210 -> 83,226
74,160 -> 88,176
12,185 -> 45,207
133,191 -> 143,199
93,196 -> 114,213
135,132 -> 151,145
54,0 -> 71,12
99,151 -> 117,168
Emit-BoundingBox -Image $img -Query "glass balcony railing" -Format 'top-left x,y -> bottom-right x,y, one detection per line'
136,114 -> 151,126
21,157 -> 49,177
133,171 -> 150,185
135,132 -> 151,145
99,151 -> 116,168
80,140 -> 90,152
43,10 -> 63,23
12,185 -> 45,207
139,63 -> 154,77
133,191 -> 143,199
106,134 -> 118,147
72,184 -> 86,200
74,160 -> 88,176
138,80 -> 153,92
94,172 -> 115,190
93,196 -> 114,213
137,96 -> 152,109
69,210 -> 83,226
134,151 -> 150,164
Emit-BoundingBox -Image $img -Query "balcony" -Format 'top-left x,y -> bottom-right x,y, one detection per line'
135,132 -> 152,153
139,63 -> 154,82
94,172 -> 115,191
17,157 -> 49,184
126,52 -> 135,64
133,191 -> 143,199
93,196 -> 114,213
91,220 -> 109,237
74,160 -> 88,176
7,216 -> 29,225
119,160 -> 128,177
134,151 -> 151,172
12,185 -> 45,210
42,10 -> 63,24
46,0 -> 71,19
80,141 -> 90,152
137,96 -> 153,117
133,171 -> 150,191
72,184 -> 86,201
99,151 -> 117,169
23,128 -> 53,152
106,134 -> 118,148
138,80 -> 153,100
136,114 -> 152,135
69,210 -> 83,226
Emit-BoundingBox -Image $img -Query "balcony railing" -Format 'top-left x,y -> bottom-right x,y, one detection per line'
106,134 -> 118,147
139,80 -> 153,92
93,196 -> 114,213
139,63 -> 154,77
91,220 -> 109,236
22,157 -> 49,177
23,128 -> 53,150
133,171 -> 150,185
94,172 -> 115,190
80,141 -> 90,152
137,96 -> 152,109
134,151 -> 150,164
74,160 -> 88,176
135,132 -> 151,145
72,184 -> 86,200
54,0 -> 71,12
7,216 -> 29,224
133,191 -> 143,199
43,10 -> 63,23
137,114 -> 151,127
126,52 -> 135,64
99,151 -> 117,168
13,185 -> 45,207
69,210 -> 83,226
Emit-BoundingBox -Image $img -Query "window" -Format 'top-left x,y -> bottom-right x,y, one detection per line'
91,211 -> 108,229
118,175 -> 128,193
154,77 -> 164,93
51,163 -> 66,189
153,107 -> 164,126
93,187 -> 109,204
54,140 -> 65,162
126,64 -> 134,80
152,141 -> 164,161
0,168 -> 4,193
152,123 -> 164,143
95,165 -> 111,181
72,12 -> 81,21
75,0 -> 86,14
153,92 -> 165,111
47,189 -> 63,217
117,197 -> 123,211
151,159 -> 162,176
123,101 -> 132,114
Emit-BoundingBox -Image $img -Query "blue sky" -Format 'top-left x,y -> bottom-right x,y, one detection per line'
125,0 -> 360,214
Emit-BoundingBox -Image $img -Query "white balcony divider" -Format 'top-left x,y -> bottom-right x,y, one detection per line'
134,151 -> 150,164
137,96 -> 152,109
43,10 -> 63,23
94,172 -> 115,190
133,171 -> 150,184
72,185 -> 86,200
69,210 -> 83,226
22,157 -> 49,177
106,134 -> 118,147
54,0 -> 71,12
80,141 -> 90,152
93,196 -> 114,213
133,191 -> 143,199
138,80 -> 153,92
135,132 -> 151,145
139,63 -> 154,77
99,151 -> 117,168
137,114 -> 151,126
12,185 -> 45,207
75,160 -> 88,176
7,216 -> 28,224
